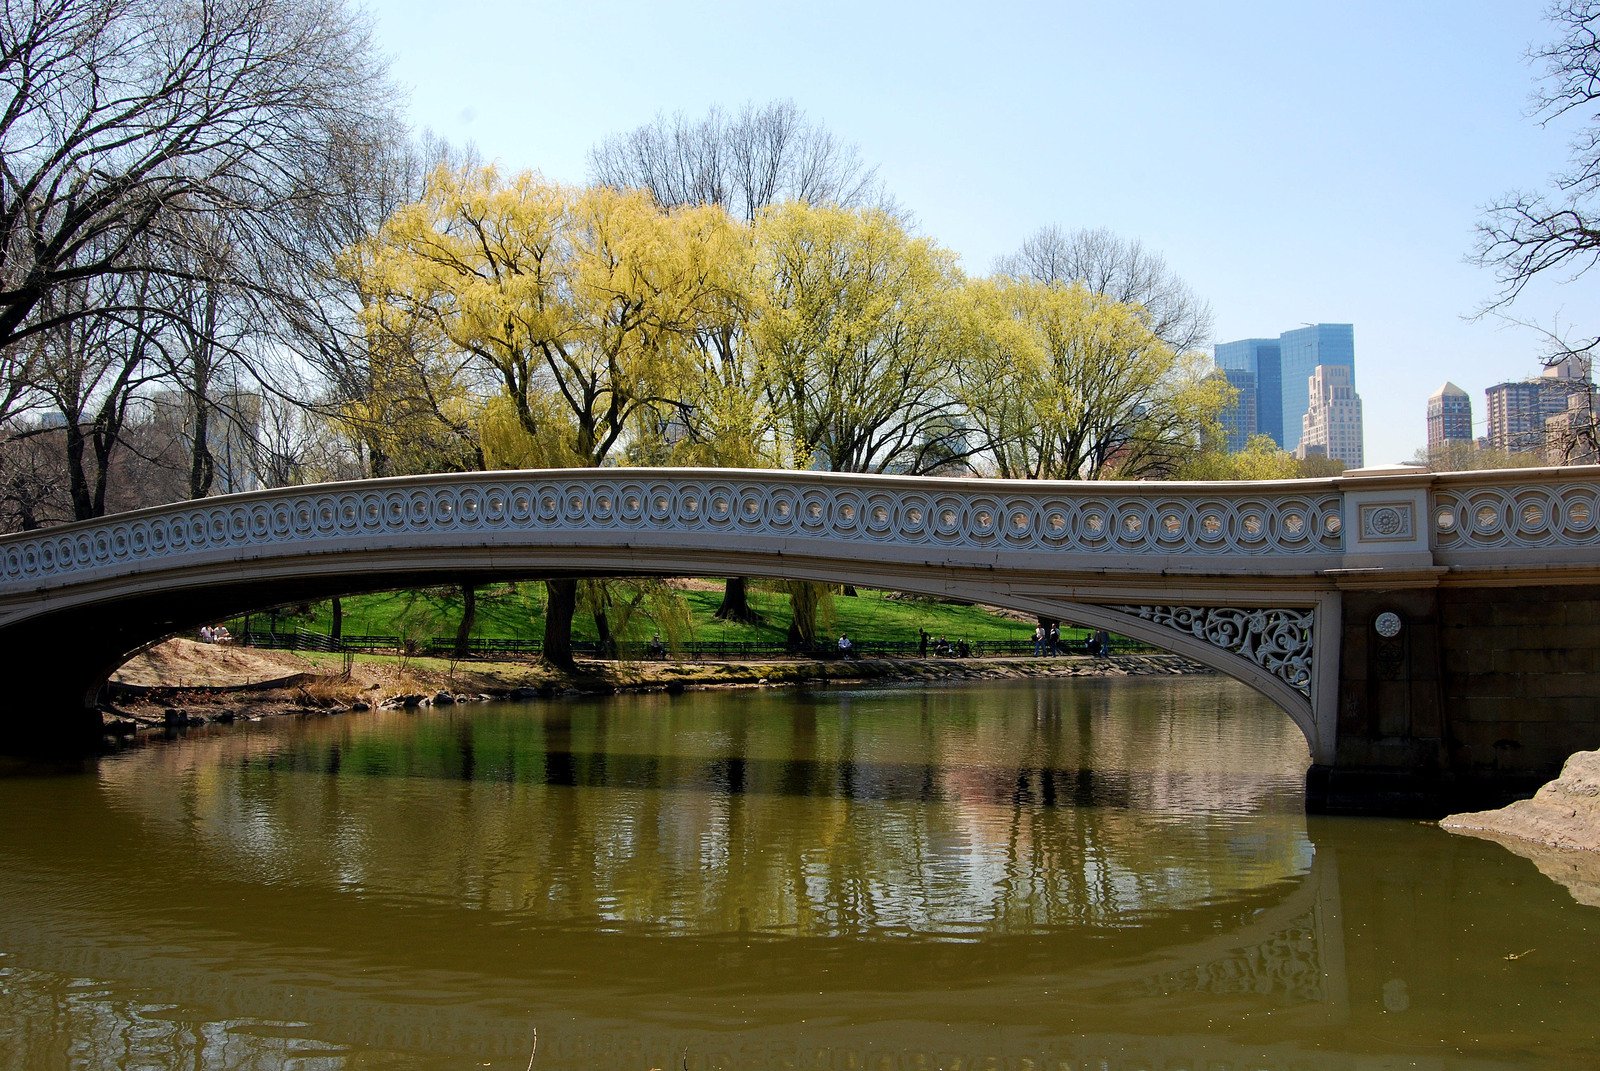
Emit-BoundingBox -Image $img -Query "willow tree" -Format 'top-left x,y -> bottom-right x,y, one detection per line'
746,202 -> 971,646
336,236 -> 485,478
1176,433 -> 1300,481
590,100 -> 889,625
348,166 -> 741,666
751,202 -> 971,474
958,277 -> 1229,480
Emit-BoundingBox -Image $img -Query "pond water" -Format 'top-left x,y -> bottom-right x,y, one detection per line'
0,676 -> 1595,1070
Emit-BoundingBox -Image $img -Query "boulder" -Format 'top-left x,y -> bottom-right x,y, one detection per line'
1442,750 -> 1600,853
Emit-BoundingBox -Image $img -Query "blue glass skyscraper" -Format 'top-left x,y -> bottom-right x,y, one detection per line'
1213,324 -> 1355,453
1276,324 -> 1354,453
1214,338 -> 1282,447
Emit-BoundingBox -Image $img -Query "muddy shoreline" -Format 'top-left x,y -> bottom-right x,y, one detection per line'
104,640 -> 1213,734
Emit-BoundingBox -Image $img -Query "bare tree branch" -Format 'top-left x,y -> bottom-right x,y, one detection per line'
994,225 -> 1215,355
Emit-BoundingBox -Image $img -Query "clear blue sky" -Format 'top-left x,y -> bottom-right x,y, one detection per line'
363,0 -> 1596,466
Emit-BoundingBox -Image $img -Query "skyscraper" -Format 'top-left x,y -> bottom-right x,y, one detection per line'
1214,338 -> 1282,446
1485,360 -> 1593,454
1277,324 -> 1355,454
1426,382 -> 1473,455
1297,364 -> 1364,467
1211,366 -> 1257,452
1213,324 -> 1359,457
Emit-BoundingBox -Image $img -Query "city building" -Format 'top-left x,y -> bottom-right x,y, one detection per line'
1210,366 -> 1257,452
1214,323 -> 1360,457
1543,389 -> 1600,465
144,387 -> 263,495
1296,364 -> 1364,468
1214,337 -> 1281,446
1277,324 -> 1355,455
1484,360 -> 1590,454
1425,382 -> 1473,456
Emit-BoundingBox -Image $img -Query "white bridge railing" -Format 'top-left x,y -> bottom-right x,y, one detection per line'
1431,476 -> 1600,552
3,467 -> 1600,594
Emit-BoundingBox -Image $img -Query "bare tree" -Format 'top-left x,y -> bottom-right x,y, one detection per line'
1477,1 -> 1600,308
588,100 -> 884,220
27,265 -> 169,519
0,0 -> 394,357
248,392 -> 362,489
262,131 -> 476,479
1471,4 -> 1600,466
146,216 -> 261,500
0,424 -> 69,531
994,226 -> 1215,355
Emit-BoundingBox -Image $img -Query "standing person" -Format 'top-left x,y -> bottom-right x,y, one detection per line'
1032,624 -> 1045,656
919,628 -> 930,658
1047,624 -> 1060,656
1094,629 -> 1111,658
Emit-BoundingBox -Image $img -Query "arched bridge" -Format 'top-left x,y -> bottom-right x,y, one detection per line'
4,465 -> 1600,812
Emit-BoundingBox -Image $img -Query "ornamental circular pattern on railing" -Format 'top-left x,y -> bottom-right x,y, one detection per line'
0,473 -> 1348,590
1432,482 -> 1600,550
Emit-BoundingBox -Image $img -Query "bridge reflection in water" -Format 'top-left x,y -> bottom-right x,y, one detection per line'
0,679 -> 1595,1068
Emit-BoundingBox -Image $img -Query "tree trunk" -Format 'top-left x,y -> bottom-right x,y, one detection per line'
541,578 -> 578,670
714,577 -> 762,624
188,397 -> 215,500
64,422 -> 94,520
330,597 -> 343,642
89,414 -> 114,517
454,583 -> 477,659
785,582 -> 820,653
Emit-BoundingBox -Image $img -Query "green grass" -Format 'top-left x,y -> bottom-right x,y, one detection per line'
234,581 -> 1049,649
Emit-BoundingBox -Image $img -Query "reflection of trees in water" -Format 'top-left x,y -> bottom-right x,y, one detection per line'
0,963 -> 343,1071
0,836 -> 1343,1071
16,740 -> 1600,1069
94,679 -> 1311,937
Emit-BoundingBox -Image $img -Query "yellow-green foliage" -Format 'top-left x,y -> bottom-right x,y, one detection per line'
957,277 -> 1229,479
750,202 -> 965,473
345,166 -> 745,468
1178,434 -> 1302,481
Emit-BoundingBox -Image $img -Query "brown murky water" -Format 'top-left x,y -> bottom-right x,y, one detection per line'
0,677 -> 1595,1070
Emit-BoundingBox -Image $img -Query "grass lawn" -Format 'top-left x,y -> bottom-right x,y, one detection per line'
237,580 -> 1061,650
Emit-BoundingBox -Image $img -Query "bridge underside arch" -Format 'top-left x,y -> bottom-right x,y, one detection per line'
0,541 -> 1335,761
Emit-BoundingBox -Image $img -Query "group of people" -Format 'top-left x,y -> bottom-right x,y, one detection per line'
914,629 -> 969,658
1031,624 -> 1060,656
1033,624 -> 1113,657
197,624 -> 232,644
